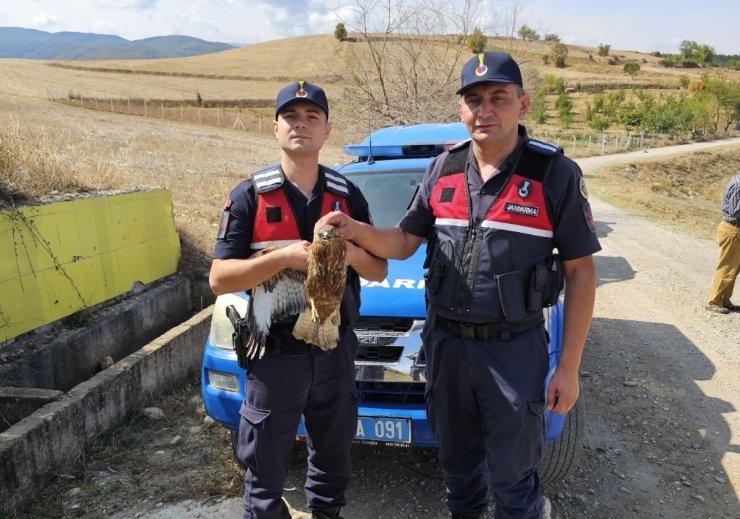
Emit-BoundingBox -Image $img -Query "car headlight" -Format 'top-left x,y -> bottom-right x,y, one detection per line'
206,369 -> 240,392
209,293 -> 250,350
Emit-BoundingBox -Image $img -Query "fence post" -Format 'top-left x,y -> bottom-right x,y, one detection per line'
110,96 -> 114,112
572,135 -> 576,154
127,97 -> 131,114
587,135 -> 592,154
258,115 -> 262,133
81,94 -> 84,108
601,132 -> 606,154
161,102 -> 164,118
144,99 -> 148,117
180,105 -> 183,122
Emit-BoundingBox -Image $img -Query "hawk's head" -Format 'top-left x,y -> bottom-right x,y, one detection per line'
316,225 -> 340,242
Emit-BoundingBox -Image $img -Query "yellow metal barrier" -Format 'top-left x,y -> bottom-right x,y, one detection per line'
0,189 -> 180,343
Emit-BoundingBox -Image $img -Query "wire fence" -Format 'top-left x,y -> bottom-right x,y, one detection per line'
47,88 -> 729,158
47,89 -> 273,134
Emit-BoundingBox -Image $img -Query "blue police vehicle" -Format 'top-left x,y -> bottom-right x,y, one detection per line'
201,122 -> 583,484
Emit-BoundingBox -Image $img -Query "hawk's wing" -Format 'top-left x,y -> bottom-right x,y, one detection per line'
244,248 -> 307,357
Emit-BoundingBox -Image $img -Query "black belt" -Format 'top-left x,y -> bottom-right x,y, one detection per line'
435,315 -> 542,340
268,336 -> 318,354
724,219 -> 740,228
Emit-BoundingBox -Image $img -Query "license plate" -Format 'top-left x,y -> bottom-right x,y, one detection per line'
355,417 -> 411,445
296,417 -> 412,445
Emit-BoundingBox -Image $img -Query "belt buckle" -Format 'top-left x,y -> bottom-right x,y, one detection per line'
457,322 -> 476,340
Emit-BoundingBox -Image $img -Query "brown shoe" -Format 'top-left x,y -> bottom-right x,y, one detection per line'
705,305 -> 730,314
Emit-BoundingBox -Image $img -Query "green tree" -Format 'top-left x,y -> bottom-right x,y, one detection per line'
550,43 -> 568,68
467,27 -> 487,54
678,74 -> 690,89
334,22 -> 348,42
518,25 -> 540,41
555,91 -> 573,129
597,44 -> 610,57
544,34 -> 560,42
623,62 -> 641,77
529,88 -> 548,124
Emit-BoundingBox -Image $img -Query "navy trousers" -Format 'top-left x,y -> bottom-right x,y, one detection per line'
236,338 -> 358,519
423,322 -> 550,519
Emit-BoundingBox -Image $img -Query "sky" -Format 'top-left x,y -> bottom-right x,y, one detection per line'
0,0 -> 737,55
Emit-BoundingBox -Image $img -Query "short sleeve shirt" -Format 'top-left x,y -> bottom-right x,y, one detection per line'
400,126 -> 601,261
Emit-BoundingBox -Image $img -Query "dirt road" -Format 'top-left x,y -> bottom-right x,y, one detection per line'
101,139 -> 740,519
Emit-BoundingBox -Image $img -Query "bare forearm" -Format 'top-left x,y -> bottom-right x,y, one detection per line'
559,256 -> 597,374
347,244 -> 388,282
209,249 -> 298,295
351,222 -> 422,260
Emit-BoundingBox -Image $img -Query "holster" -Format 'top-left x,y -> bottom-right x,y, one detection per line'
527,254 -> 564,310
226,304 -> 256,370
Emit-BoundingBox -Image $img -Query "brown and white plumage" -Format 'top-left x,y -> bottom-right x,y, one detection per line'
292,225 -> 347,350
244,247 -> 307,359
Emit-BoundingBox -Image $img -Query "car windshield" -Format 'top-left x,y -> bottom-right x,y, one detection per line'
346,170 -> 424,228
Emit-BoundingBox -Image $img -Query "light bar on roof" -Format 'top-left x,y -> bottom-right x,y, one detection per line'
342,144 -> 406,157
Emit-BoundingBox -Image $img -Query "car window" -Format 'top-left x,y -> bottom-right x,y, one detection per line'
347,170 -> 424,228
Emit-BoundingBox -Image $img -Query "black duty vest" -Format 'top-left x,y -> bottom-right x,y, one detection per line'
425,139 -> 563,324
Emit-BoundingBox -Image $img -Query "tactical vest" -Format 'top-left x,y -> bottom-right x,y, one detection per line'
250,165 -> 350,252
425,139 -> 564,324
249,165 -> 361,335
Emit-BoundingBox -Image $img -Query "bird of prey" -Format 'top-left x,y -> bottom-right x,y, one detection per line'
293,225 -> 347,350
237,225 -> 347,362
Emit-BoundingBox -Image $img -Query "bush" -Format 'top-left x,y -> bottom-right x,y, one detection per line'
550,43 -> 568,68
467,28 -> 487,54
334,23 -> 347,42
597,44 -> 610,57
623,62 -> 641,76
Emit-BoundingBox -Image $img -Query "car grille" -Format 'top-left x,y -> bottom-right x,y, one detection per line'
354,317 -> 416,334
356,381 -> 425,405
356,345 -> 404,362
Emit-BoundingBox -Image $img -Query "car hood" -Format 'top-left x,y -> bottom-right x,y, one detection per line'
359,248 -> 426,319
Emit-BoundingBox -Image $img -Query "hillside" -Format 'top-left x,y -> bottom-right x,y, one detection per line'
0,27 -> 234,60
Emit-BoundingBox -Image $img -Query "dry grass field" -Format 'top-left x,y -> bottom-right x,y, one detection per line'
1,33 -> 738,280
2,34 -> 740,519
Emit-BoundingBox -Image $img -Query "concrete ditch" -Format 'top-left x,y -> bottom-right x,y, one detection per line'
0,278 -> 214,514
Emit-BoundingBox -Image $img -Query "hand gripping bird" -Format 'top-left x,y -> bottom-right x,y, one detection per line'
292,225 -> 347,350
228,225 -> 347,365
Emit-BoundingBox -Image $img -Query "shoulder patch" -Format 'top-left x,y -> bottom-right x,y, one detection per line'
252,167 -> 283,193
527,139 -> 563,156
579,176 -> 589,200
322,166 -> 350,198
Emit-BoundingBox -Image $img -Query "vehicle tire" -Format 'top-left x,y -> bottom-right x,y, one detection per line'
538,396 -> 585,486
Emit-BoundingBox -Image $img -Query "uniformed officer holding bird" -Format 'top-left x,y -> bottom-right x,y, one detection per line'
209,80 -> 387,519
316,52 -> 601,519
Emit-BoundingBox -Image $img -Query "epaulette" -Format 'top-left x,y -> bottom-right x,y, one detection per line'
322,166 -> 350,198
526,139 -> 563,156
252,166 -> 283,193
447,139 -> 472,153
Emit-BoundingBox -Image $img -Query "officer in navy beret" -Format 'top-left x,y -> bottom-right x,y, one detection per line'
317,51 -> 601,518
210,81 -> 387,519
